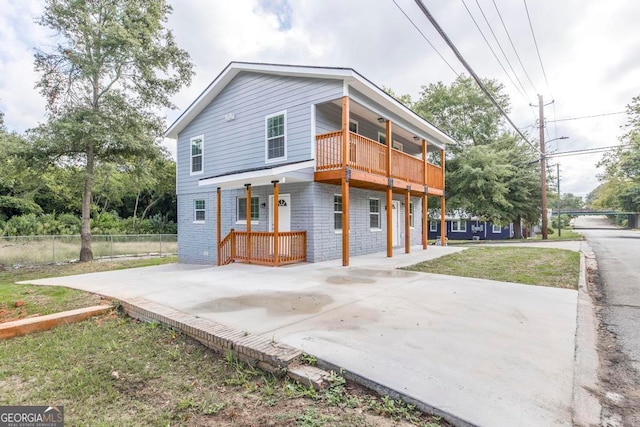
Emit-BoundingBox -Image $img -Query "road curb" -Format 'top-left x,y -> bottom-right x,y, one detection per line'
572,242 -> 602,426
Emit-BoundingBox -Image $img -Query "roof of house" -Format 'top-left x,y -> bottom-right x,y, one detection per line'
165,62 -> 456,148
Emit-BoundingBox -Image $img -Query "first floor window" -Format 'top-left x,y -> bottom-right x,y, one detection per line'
194,199 -> 205,222
334,195 -> 342,230
492,224 -> 502,233
191,136 -> 203,174
430,220 -> 437,232
452,220 -> 467,232
409,202 -> 415,228
237,197 -> 259,222
369,198 -> 380,229
266,112 -> 286,161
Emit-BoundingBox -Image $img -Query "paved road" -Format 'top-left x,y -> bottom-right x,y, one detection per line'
574,216 -> 640,423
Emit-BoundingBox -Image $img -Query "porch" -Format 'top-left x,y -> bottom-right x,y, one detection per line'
218,229 -> 306,266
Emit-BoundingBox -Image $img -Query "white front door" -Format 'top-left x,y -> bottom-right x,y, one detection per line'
269,194 -> 291,232
392,200 -> 400,246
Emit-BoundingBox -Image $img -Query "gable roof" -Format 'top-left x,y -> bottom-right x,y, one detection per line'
165,62 -> 456,148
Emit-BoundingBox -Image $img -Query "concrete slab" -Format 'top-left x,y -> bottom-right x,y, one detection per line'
24,245 -> 578,426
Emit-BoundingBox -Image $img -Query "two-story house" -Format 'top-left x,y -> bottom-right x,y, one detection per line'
166,62 -> 455,266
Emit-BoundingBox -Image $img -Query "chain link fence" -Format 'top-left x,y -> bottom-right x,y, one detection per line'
0,234 -> 177,266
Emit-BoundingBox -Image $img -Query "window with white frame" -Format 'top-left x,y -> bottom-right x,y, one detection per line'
451,220 -> 467,232
377,131 -> 386,145
237,197 -> 259,222
349,119 -> 358,133
430,220 -> 437,232
265,111 -> 286,161
194,199 -> 205,222
369,198 -> 381,229
334,195 -> 342,230
409,202 -> 415,228
492,224 -> 502,233
392,140 -> 403,151
191,136 -> 203,174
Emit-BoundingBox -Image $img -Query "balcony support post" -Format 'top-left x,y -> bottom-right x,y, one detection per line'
440,149 -> 446,246
386,120 -> 392,176
422,139 -> 428,186
405,186 -> 411,254
422,191 -> 428,250
342,174 -> 350,266
272,180 -> 280,267
217,187 -> 221,266
386,179 -> 393,258
245,183 -> 252,262
341,96 -> 349,167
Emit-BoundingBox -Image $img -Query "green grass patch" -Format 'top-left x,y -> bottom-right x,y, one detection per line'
0,315 -> 446,426
0,257 -> 177,322
531,228 -> 583,240
404,247 -> 579,289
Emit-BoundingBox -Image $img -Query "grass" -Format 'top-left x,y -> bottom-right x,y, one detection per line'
0,256 -> 177,322
0,314 -> 445,426
0,259 -> 445,426
531,228 -> 583,240
404,247 -> 580,289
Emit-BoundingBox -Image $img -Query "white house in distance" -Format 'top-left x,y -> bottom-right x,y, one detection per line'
166,62 -> 455,267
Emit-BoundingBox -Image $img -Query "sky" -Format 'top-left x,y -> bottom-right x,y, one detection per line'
1,0 -> 639,198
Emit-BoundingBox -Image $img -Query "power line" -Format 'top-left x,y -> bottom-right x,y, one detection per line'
546,144 -> 630,158
391,0 -> 460,78
523,0 -> 552,97
473,0 -> 532,102
413,0 -> 541,154
548,111 -> 626,122
460,0 -> 528,101
491,0 -> 539,95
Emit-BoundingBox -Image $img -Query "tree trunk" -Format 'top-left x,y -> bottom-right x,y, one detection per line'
513,215 -> 522,239
132,191 -> 140,233
80,144 -> 95,261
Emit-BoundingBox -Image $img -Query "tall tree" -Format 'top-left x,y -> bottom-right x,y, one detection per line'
593,95 -> 640,211
32,0 -> 193,260
406,75 -> 541,230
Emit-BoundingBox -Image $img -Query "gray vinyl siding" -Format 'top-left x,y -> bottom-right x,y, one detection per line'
177,182 -> 425,264
176,72 -> 342,195
315,102 -> 419,156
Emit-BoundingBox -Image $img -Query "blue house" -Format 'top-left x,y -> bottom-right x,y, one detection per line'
428,217 -> 521,241
166,62 -> 455,266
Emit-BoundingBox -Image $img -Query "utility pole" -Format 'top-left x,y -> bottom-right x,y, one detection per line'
557,163 -> 561,237
539,94 -> 548,240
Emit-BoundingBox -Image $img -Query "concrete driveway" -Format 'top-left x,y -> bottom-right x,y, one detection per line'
26,245 -> 579,426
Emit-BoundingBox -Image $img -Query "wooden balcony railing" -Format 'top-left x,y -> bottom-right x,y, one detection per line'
316,130 -> 444,191
391,149 -> 423,185
218,230 -> 306,266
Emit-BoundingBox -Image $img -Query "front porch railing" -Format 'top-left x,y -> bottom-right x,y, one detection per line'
316,130 -> 443,190
218,229 -> 306,266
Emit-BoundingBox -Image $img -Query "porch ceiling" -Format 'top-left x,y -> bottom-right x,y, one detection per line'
329,99 -> 442,153
199,160 -> 315,190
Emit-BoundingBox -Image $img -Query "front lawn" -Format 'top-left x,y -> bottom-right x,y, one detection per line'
404,247 -> 580,289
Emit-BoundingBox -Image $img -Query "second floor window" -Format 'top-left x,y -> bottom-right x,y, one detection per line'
266,111 -> 286,161
191,136 -> 203,174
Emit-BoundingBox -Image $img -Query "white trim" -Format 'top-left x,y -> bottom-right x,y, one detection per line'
451,220 -> 467,232
429,220 -> 437,232
377,131 -> 386,145
310,104 -> 316,161
409,202 -> 415,229
349,119 -> 359,134
333,194 -> 343,231
199,160 -> 315,188
190,135 -> 204,175
369,198 -> 381,230
492,224 -> 502,233
165,62 -> 454,149
392,140 -> 403,151
193,199 -> 206,223
265,110 -> 287,163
